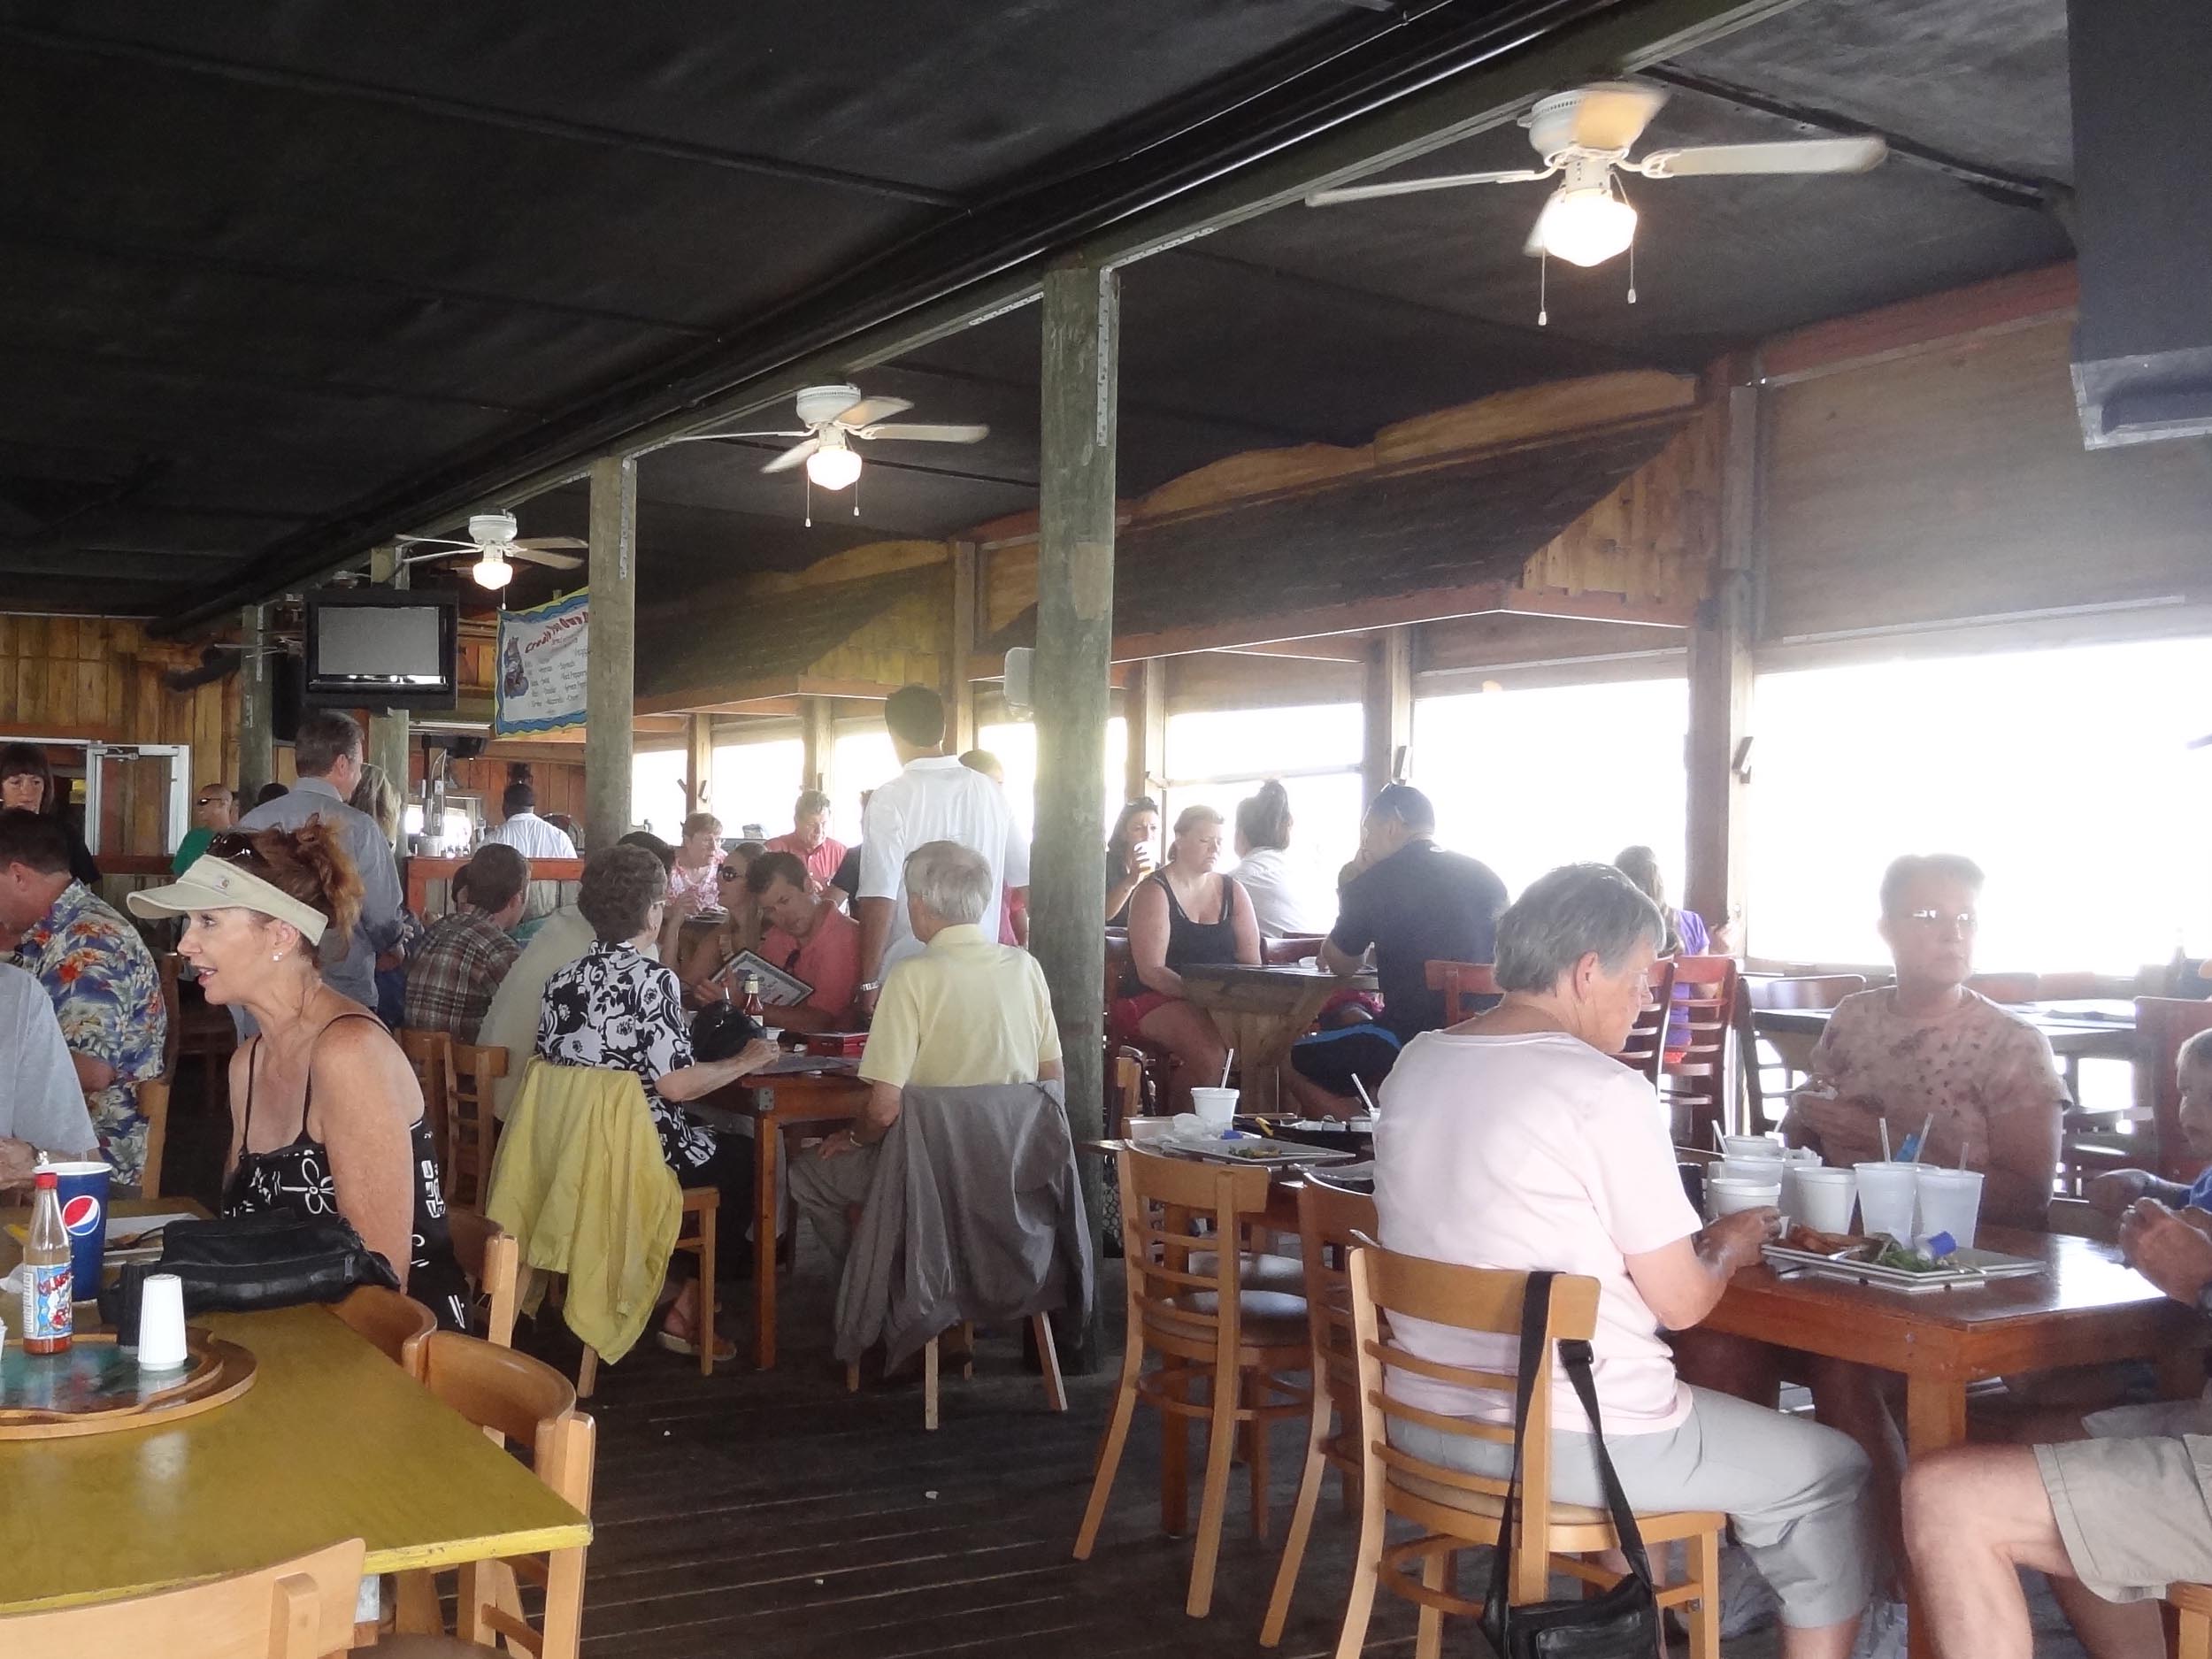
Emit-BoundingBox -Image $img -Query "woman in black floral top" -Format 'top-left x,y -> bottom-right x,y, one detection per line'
537,843 -> 779,1357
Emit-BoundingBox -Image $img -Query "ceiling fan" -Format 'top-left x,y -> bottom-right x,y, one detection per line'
1306,82 -> 1886,317
669,383 -> 988,523
395,511 -> 585,591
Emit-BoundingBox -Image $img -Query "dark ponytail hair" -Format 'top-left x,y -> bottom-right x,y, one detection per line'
1235,780 -> 1293,853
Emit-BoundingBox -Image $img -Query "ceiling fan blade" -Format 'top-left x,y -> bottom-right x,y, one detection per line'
855,422 -> 989,444
1636,136 -> 1887,178
664,428 -> 811,444
1306,167 -> 1554,206
1559,82 -> 1668,151
511,536 -> 586,551
761,437 -> 822,474
394,535 -> 475,551
830,396 -> 912,429
505,547 -> 586,570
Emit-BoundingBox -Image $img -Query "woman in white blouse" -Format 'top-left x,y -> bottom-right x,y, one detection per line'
1230,781 -> 1325,937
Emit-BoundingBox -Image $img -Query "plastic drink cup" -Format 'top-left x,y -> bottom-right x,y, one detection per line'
135,1272 -> 189,1371
1189,1087 -> 1239,1130
1706,1176 -> 1781,1220
1720,1134 -> 1781,1160
1789,1168 -> 1858,1235
1915,1167 -> 1985,1248
1855,1162 -> 1922,1240
48,1161 -> 111,1304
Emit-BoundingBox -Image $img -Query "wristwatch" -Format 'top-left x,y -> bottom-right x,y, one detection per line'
2193,1283 -> 2212,1324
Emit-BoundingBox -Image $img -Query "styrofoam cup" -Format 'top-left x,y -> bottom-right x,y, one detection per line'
1190,1087 -> 1239,1130
1720,1135 -> 1780,1160
1855,1162 -> 1922,1240
136,1272 -> 189,1371
1789,1168 -> 1858,1235
1915,1167 -> 1985,1248
1706,1176 -> 1781,1220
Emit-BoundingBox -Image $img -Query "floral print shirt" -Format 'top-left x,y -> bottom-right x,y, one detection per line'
1783,987 -> 2070,1173
536,940 -> 718,1173
8,880 -> 165,1185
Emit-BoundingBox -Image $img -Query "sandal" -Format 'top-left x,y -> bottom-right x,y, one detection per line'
655,1325 -> 737,1362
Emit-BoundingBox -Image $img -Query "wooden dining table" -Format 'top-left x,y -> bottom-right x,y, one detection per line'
1753,999 -> 2141,1064
0,1202 -> 589,1617
1176,961 -> 1375,1114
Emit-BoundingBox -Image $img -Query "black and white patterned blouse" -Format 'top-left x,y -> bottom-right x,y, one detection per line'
536,940 -> 720,1174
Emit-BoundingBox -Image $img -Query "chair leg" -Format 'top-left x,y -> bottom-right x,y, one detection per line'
695,1202 -> 717,1379
1259,1386 -> 1332,1646
1686,1525 -> 1722,1659
2180,1606 -> 2212,1659
1245,1372 -> 1271,1542
1416,1548 -> 1448,1659
577,1347 -> 598,1400
1072,1332 -> 1145,1561
1033,1313 -> 1066,1413
1186,1353 -> 1241,1617
394,1570 -> 442,1636
960,1319 -> 976,1380
925,1334 -> 940,1432
846,1359 -> 861,1393
1330,1446 -> 1389,1659
1161,1367 -> 1190,1538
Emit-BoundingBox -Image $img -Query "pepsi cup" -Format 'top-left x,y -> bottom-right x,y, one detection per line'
48,1161 -> 111,1304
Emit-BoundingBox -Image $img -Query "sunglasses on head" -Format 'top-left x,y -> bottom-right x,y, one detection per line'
204,831 -> 265,867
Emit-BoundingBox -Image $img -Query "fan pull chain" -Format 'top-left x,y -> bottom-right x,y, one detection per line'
1538,249 -> 1548,327
803,474 -> 813,529
853,469 -> 862,518
1627,237 -> 1637,305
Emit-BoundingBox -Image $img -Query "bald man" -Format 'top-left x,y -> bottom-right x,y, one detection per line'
172,783 -> 237,873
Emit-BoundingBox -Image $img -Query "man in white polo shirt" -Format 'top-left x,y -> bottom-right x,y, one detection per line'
854,685 -> 1027,1004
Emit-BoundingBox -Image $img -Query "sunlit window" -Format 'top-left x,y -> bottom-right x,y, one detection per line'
710,737 -> 804,842
978,717 -> 1128,843
630,749 -> 688,839
1163,703 -> 1361,926
1411,680 -> 1688,905
830,729 -> 898,835
1748,638 -> 2212,971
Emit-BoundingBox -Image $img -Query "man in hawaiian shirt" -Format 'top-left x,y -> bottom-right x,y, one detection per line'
0,810 -> 166,1187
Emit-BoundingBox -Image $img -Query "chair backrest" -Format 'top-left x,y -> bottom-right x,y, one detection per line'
2034,971 -> 2105,1001
0,1538 -> 365,1659
134,1078 -> 171,1201
1747,973 -> 1865,1011
1966,972 -> 2039,1005
447,1041 -> 511,1211
1663,956 -> 1740,1142
2047,1196 -> 2122,1245
1348,1244 -> 1601,1607
448,1209 -> 521,1348
1262,933 -> 1325,967
1103,932 -> 1138,1002
157,950 -> 185,1077
397,1027 -> 453,1180
1118,1147 -> 1275,1351
416,1332 -> 595,1659
334,1285 -> 437,1378
1612,958 -> 1678,1084
1296,1177 -> 1379,1470
1109,1044 -> 1148,1133
1424,959 -> 1498,1025
2136,996 -> 2212,1182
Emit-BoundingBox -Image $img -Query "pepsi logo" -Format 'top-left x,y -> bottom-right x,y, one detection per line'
61,1194 -> 103,1237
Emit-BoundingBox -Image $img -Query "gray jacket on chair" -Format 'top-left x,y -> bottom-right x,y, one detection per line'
835,1079 -> 1094,1368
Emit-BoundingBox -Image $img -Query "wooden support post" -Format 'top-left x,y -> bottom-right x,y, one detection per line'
1361,628 -> 1413,804
685,714 -> 712,816
1033,264 -> 1118,1363
802,696 -> 835,796
1686,373 -> 1760,933
237,603 -> 274,803
365,545 -> 411,803
585,455 -> 639,855
1125,657 -> 1165,805
945,540 -> 979,755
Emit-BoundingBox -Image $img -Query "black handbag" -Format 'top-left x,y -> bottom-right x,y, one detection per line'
1479,1271 -> 1665,1659
136,1211 -> 401,1315
690,1000 -> 765,1062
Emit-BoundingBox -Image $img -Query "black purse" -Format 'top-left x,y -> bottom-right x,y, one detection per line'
135,1211 -> 401,1315
1480,1271 -> 1665,1659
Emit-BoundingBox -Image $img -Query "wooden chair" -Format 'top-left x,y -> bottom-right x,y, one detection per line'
383,1333 -> 595,1659
1074,1148 -> 1313,1617
397,1028 -> 453,1182
2047,1196 -> 2122,1245
1261,933 -> 1326,966
335,1285 -> 437,1379
157,949 -> 236,1122
1662,955 -> 1740,1147
2035,971 -> 2107,1001
1106,934 -> 1179,1105
1335,1245 -> 1725,1659
574,1184 -> 717,1397
2135,997 -> 2212,1183
135,1078 -> 171,1201
444,1041 -> 510,1211
1612,958 -> 1678,1086
2166,1582 -> 2212,1657
1746,973 -> 1866,1102
1423,959 -> 1497,1025
1261,1175 -> 1379,1647
0,1538 -> 365,1658
1966,972 -> 2039,1004
449,1210 -> 521,1348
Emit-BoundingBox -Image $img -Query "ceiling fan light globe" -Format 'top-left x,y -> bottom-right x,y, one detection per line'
804,444 -> 864,491
472,552 -> 515,590
1536,186 -> 1637,267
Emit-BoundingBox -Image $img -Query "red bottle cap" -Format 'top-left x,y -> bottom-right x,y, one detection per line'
34,1170 -> 57,1188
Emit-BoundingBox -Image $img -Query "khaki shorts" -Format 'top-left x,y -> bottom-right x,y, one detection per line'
2036,1433 -> 2212,1602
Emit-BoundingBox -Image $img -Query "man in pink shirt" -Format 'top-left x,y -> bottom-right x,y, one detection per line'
748,850 -> 859,1031
764,790 -> 848,891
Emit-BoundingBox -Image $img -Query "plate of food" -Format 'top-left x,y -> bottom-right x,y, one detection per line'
1764,1229 -> 2045,1291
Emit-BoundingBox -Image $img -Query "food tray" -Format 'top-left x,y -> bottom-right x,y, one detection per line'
0,1328 -> 256,1439
1762,1243 -> 2045,1292
1156,1133 -> 1357,1167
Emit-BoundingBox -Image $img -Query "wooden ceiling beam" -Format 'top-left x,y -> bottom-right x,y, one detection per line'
1759,262 -> 2079,387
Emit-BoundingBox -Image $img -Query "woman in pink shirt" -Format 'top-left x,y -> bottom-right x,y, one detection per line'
1374,864 -> 1872,1659
666,812 -> 726,915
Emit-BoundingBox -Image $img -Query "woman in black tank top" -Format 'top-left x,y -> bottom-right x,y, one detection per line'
1119,803 -> 1262,1113
127,819 -> 468,1331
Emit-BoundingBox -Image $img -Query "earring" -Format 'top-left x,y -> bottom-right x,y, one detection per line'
272,950 -> 286,964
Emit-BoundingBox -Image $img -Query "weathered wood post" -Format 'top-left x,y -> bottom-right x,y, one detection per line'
585,454 -> 639,855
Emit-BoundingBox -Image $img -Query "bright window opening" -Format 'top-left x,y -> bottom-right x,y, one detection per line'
830,729 -> 898,837
978,717 -> 1128,843
1163,703 -> 1361,927
710,737 -> 804,842
629,749 -> 688,839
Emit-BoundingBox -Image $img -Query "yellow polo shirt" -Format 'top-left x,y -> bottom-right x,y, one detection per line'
858,924 -> 1062,1089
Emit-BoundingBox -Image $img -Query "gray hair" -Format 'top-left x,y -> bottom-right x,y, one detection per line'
903,839 -> 993,926
1494,863 -> 1666,994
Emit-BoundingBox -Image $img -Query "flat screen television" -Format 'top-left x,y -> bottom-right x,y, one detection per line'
302,589 -> 458,710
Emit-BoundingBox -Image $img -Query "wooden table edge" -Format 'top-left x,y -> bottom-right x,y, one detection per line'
365,1516 -> 594,1576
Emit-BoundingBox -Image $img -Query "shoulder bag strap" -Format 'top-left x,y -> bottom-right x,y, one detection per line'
1555,1337 -> 1657,1586
1484,1270 -> 1557,1621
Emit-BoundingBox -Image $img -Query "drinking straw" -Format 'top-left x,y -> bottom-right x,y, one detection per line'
1959,1143 -> 1970,1171
1219,1050 -> 1234,1090
1914,1114 -> 1934,1164
1711,1122 -> 1725,1154
1879,1118 -> 1892,1163
1350,1073 -> 1378,1116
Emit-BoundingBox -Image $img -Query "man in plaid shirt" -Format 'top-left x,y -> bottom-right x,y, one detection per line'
403,844 -> 529,1043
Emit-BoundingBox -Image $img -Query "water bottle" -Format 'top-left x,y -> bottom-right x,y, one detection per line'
22,1164 -> 73,1355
